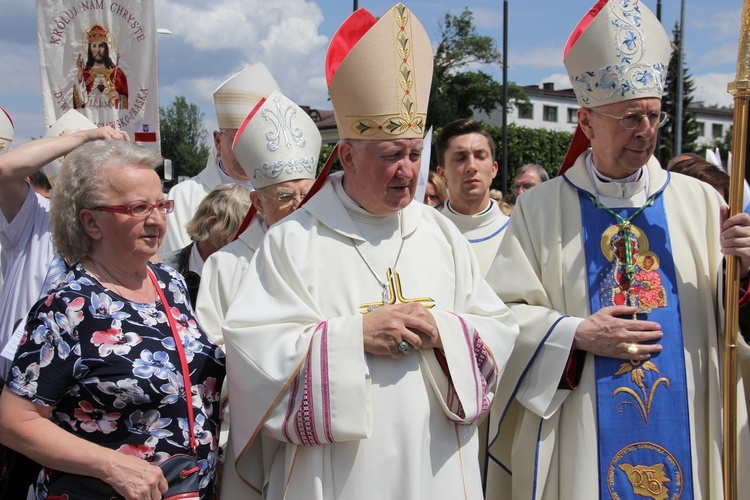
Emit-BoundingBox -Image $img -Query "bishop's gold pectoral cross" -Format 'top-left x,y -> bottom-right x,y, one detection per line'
358,268 -> 435,314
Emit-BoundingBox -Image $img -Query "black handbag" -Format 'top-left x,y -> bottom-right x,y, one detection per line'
46,474 -> 122,499
159,454 -> 201,500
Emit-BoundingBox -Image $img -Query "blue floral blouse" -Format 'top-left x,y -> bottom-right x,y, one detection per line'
6,262 -> 226,499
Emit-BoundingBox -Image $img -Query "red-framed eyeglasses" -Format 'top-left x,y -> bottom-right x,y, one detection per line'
93,199 -> 175,217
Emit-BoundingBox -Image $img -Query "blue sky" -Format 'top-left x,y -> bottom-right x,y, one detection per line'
0,1 -> 741,145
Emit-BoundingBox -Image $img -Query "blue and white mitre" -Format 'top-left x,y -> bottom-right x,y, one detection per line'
231,90 -> 321,190
563,0 -> 671,108
0,106 -> 13,155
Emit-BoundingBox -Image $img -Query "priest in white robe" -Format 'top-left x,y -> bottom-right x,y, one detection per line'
222,4 -> 519,499
161,63 -> 279,255
485,1 -> 750,499
435,118 -> 509,277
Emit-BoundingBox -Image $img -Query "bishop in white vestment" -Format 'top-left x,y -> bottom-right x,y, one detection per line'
222,4 -> 519,499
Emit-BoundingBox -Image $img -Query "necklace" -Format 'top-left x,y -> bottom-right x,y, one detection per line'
586,193 -> 655,282
88,257 -> 154,302
353,238 -> 405,304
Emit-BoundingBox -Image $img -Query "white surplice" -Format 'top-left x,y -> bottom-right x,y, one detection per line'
223,171 -> 519,500
438,199 -> 509,277
485,151 -> 750,499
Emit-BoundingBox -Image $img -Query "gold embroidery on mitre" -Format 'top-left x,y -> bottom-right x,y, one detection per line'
350,4 -> 426,137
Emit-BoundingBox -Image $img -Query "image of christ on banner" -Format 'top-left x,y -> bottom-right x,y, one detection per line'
73,24 -> 128,110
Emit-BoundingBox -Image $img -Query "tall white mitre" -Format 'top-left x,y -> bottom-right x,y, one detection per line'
232,90 -> 321,190
213,62 -> 281,130
0,106 -> 13,155
559,0 -> 671,173
326,2 -> 434,141
43,109 -> 97,186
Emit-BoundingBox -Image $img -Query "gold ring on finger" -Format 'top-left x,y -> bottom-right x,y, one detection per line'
627,342 -> 638,355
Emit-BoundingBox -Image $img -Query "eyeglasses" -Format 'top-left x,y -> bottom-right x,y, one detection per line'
268,192 -> 308,205
592,110 -> 668,130
513,182 -> 537,192
93,199 -> 175,217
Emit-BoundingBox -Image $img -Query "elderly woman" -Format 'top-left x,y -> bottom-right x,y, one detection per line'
162,183 -> 251,306
0,140 -> 225,500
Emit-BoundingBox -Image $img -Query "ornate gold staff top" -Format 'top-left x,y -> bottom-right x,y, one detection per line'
723,3 -> 750,499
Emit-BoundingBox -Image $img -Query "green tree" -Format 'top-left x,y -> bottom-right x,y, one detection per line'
658,22 -> 702,165
160,96 -> 211,179
429,8 -> 527,129
483,123 -> 572,190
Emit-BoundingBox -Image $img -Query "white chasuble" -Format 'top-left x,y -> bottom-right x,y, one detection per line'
223,172 -> 518,500
485,152 -> 750,500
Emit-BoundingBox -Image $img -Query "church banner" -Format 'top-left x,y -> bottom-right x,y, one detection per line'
36,0 -> 160,152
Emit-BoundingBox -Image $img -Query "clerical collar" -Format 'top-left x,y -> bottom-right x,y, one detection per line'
585,151 -> 649,208
216,159 -> 255,191
445,199 -> 494,217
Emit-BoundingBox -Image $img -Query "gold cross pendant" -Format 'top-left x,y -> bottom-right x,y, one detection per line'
358,268 -> 435,314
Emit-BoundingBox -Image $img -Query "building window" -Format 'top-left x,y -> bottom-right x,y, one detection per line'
567,108 -> 578,124
712,123 -> 723,139
518,103 -> 533,119
543,105 -> 558,122
696,121 -> 705,137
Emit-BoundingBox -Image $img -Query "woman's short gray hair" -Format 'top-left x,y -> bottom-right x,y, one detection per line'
186,184 -> 252,247
50,140 -> 162,261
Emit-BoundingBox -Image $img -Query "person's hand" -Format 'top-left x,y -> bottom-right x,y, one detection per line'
76,54 -> 84,81
84,126 -> 130,143
100,452 -> 168,500
573,306 -> 662,360
362,302 -> 441,358
720,207 -> 750,278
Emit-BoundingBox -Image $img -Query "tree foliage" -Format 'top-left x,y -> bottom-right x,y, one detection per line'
428,8 -> 527,129
160,96 -> 211,179
482,123 -> 572,190
658,22 -> 702,166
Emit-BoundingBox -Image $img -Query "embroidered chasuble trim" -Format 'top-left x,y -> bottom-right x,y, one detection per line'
487,316 -> 566,452
574,180 -> 694,500
235,322 -> 326,492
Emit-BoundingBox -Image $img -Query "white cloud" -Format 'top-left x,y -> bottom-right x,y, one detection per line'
693,73 -> 735,108
536,73 -> 572,91
157,0 -> 330,109
470,7 -> 502,31
692,9 -> 742,42
509,45 -> 563,70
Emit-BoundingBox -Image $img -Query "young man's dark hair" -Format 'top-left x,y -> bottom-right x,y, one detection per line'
435,118 -> 496,166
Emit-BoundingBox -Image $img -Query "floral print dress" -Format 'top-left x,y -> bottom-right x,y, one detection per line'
6,262 -> 226,499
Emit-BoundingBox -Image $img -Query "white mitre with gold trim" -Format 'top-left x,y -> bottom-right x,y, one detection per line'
43,109 -> 97,186
213,63 -> 281,130
326,3 -> 433,140
0,106 -> 13,155
232,90 -> 321,190
563,0 -> 671,109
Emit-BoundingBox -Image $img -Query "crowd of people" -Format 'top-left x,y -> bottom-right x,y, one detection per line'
1,1 -> 749,499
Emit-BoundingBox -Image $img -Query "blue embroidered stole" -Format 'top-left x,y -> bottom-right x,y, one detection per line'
577,185 -> 694,499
